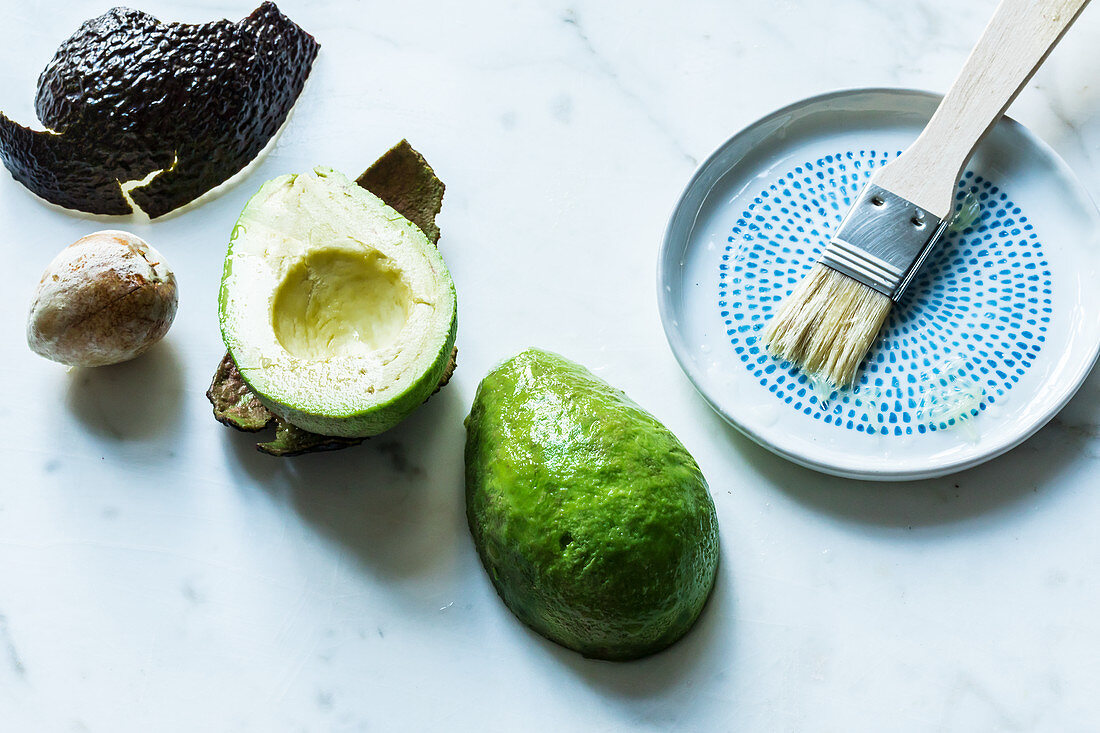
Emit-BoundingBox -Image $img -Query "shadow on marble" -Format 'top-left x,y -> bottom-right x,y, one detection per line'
64,340 -> 184,440
712,367 -> 1100,528
223,384 -> 468,583
542,543 -> 735,716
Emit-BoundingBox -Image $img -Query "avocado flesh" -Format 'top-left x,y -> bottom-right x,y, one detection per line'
465,349 -> 720,660
272,249 -> 415,360
219,167 -> 457,438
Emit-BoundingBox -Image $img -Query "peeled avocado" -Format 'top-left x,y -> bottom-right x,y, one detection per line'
465,349 -> 719,660
219,167 -> 457,438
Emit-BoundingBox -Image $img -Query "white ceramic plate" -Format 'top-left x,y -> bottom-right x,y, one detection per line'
658,88 -> 1100,480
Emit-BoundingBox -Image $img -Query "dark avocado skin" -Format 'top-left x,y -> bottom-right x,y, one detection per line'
0,2 -> 318,217
465,349 -> 720,661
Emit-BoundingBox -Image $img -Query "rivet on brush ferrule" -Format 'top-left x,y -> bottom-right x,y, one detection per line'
819,183 -> 948,301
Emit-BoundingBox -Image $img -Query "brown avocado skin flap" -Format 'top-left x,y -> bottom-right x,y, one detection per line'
0,2 -> 319,218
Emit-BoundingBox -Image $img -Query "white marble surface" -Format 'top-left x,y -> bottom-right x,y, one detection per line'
2,0 -> 1100,730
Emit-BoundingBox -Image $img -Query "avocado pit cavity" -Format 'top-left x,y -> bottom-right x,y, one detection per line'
273,249 -> 412,360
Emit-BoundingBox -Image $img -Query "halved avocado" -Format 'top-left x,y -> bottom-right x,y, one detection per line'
218,167 -> 457,438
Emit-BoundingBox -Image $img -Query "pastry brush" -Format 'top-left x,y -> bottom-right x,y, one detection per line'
764,0 -> 1090,388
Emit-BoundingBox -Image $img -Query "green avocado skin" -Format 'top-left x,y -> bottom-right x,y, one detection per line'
465,349 -> 719,661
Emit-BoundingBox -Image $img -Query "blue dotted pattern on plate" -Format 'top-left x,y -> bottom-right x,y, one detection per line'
717,150 -> 1052,436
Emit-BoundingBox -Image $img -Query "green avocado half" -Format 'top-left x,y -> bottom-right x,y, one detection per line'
219,166 -> 457,438
465,349 -> 720,660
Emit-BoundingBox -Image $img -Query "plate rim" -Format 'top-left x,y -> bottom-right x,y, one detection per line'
656,86 -> 1100,481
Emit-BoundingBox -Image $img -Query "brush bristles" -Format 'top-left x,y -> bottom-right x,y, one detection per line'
763,264 -> 893,388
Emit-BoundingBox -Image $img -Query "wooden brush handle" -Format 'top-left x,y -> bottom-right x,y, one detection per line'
874,0 -> 1090,219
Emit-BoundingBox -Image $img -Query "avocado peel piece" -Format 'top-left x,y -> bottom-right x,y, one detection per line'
256,421 -> 366,458
0,2 -> 318,217
433,347 -> 458,394
207,141 -> 456,455
356,140 -> 446,245
465,349 -> 720,660
207,352 -> 275,433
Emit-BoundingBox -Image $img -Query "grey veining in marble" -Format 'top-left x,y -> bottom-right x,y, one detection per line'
1,1 -> 1099,731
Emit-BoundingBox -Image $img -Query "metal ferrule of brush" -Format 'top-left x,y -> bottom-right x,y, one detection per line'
819,184 -> 949,301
